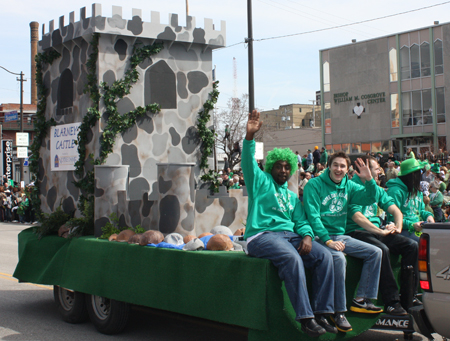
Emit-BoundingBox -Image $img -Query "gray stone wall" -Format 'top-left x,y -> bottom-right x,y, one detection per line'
37,5 -> 242,236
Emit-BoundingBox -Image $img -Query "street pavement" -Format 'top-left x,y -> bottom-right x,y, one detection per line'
0,222 -> 444,340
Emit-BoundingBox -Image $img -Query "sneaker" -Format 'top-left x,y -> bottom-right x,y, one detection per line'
385,301 -> 408,316
330,313 -> 352,332
300,318 -> 326,337
350,298 -> 383,314
315,315 -> 338,334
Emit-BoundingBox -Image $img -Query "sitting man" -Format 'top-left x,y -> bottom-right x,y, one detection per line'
243,110 -> 336,337
346,155 -> 419,315
303,151 -> 383,333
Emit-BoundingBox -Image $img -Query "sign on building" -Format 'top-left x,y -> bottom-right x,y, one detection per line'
5,111 -> 18,122
17,147 -> 28,158
16,132 -> 29,146
2,140 -> 13,181
50,123 -> 81,171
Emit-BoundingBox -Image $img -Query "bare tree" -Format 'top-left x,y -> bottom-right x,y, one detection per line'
215,94 -> 249,170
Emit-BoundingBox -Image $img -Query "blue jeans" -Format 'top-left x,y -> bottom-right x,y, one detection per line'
318,235 -> 382,313
400,229 -> 420,243
247,231 -> 334,320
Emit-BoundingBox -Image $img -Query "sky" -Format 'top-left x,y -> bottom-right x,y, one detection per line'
1,0 -> 449,113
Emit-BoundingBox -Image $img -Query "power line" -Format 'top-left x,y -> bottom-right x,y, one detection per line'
215,1 -> 450,50
255,1 -> 450,42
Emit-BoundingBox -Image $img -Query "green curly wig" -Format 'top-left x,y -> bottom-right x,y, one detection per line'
265,148 -> 298,175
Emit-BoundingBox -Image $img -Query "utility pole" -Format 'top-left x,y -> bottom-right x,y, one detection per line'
246,0 -> 255,112
0,66 -> 26,183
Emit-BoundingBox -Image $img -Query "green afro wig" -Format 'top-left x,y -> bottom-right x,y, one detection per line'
265,148 -> 298,175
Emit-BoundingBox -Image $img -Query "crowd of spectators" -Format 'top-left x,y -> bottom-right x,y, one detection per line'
0,176 -> 35,224
218,145 -> 450,224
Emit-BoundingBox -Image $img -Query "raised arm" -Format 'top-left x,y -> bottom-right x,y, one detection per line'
245,110 -> 263,141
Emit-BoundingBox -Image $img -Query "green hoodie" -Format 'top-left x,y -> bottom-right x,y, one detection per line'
319,150 -> 328,166
346,174 -> 394,234
303,168 -> 378,242
242,139 -> 314,240
386,177 -> 432,233
429,190 -> 444,207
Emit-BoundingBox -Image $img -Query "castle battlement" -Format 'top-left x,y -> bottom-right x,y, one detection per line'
39,3 -> 226,51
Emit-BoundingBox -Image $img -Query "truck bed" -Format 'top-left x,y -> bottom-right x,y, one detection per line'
14,228 -> 402,340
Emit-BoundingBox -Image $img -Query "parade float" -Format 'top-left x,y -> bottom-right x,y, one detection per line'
14,4 -> 415,340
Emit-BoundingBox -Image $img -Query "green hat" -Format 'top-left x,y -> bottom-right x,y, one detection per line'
377,152 -> 382,155
425,164 -> 431,171
430,163 -> 440,174
446,160 -> 450,164
398,158 -> 428,176
394,161 -> 400,166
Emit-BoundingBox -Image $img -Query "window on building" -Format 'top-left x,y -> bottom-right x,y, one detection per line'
391,94 -> 399,128
371,142 -> 381,153
402,92 -> 412,126
299,108 -> 302,112
57,69 -> 74,115
412,91 -> 422,124
389,48 -> 398,82
400,46 -> 410,80
351,143 -> 361,154
410,44 -> 420,78
333,144 -> 341,152
422,89 -> 432,124
420,42 -> 431,77
145,60 -> 176,109
381,141 -> 390,152
361,143 -> 371,153
301,119 -> 305,126
323,62 -> 330,92
324,102 -> 331,134
341,143 -> 350,153
436,87 -> 446,123
434,39 -> 443,75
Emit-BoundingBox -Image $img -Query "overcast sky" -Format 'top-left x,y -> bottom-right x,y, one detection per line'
1,0 -> 449,112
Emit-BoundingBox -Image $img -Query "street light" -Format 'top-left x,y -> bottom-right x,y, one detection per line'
0,66 -> 26,183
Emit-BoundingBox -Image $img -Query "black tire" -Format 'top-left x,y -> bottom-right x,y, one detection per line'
85,294 -> 130,335
53,285 -> 89,323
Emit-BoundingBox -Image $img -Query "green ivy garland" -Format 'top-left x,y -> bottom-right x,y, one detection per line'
29,50 -> 61,218
197,81 -> 221,192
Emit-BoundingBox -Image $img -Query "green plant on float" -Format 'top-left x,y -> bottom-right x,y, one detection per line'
99,212 -> 146,239
32,202 -> 74,240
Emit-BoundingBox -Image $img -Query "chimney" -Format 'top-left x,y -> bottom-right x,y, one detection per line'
30,21 -> 39,105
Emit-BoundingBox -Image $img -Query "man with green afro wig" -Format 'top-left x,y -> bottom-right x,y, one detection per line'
241,110 -> 337,337
265,148 -> 298,177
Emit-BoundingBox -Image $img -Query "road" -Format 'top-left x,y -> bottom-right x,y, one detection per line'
0,222 -> 444,340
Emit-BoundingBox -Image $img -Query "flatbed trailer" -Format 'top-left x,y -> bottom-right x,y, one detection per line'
14,228 -> 417,340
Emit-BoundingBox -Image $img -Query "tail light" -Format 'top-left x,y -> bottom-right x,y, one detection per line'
418,233 -> 432,292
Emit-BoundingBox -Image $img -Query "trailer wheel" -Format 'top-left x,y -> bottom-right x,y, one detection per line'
86,294 -> 130,335
53,286 -> 88,323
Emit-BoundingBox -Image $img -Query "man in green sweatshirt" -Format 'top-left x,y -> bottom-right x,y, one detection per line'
243,110 -> 336,337
303,152 -> 383,332
346,155 -> 419,315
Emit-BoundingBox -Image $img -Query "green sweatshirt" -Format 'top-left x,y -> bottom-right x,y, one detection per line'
429,190 -> 444,207
346,174 -> 394,234
242,139 -> 314,240
386,178 -> 433,233
303,168 -> 378,242
319,150 -> 328,166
